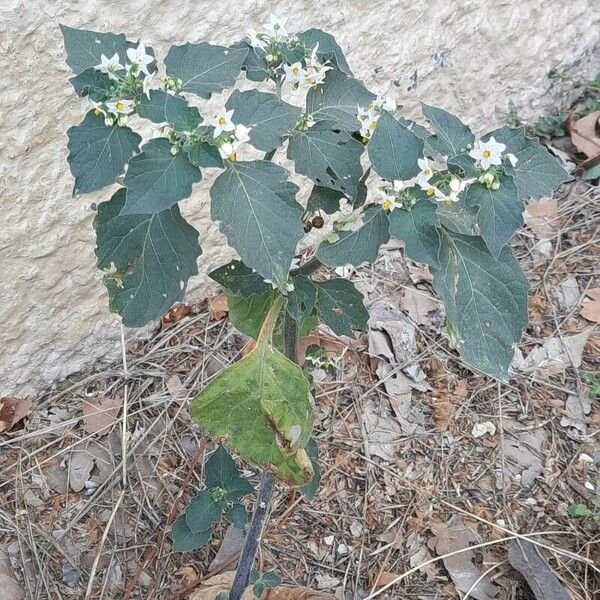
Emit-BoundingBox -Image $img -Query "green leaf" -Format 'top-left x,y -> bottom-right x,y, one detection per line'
368,111 -> 424,182
225,89 -> 301,152
314,279 -> 369,337
185,140 -> 223,169
67,111 -> 141,195
94,189 -> 200,327
388,200 -> 441,268
211,161 -> 303,291
165,42 -> 248,99
306,69 -> 375,131
136,90 -> 202,131
287,121 -> 364,199
191,299 -> 315,486
172,515 -> 212,552
185,490 -> 223,534
232,40 -> 270,82
306,185 -> 344,215
422,104 -> 475,157
464,175 -> 522,258
226,288 -> 279,339
121,138 -> 201,214
253,581 -> 266,599
60,24 -> 128,75
567,503 -> 592,517
431,231 -> 529,381
485,126 -> 570,199
227,504 -> 249,529
297,29 -> 352,75
582,164 -> 600,180
317,205 -> 390,267
210,260 -> 270,298
436,201 -> 480,236
447,153 -> 479,178
287,276 -> 317,325
261,572 -> 282,588
70,68 -> 113,101
205,446 -> 254,500
299,438 -> 321,501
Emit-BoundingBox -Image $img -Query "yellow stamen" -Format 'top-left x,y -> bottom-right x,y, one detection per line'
292,67 -> 299,76
228,153 -> 237,162
426,188 -> 435,196
218,117 -> 227,126
445,200 -> 453,207
382,199 -> 392,211
361,136 -> 370,145
116,101 -> 125,111
369,120 -> 377,130
482,149 -> 491,158
94,108 -> 102,116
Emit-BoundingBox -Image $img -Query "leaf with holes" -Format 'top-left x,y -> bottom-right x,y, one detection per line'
287,121 -> 364,199
306,185 -> 344,214
317,205 -> 390,267
210,260 -> 270,298
432,231 -> 528,381
464,174 -> 522,258
314,279 -> 369,337
225,89 -> 301,152
94,189 -> 200,327
297,28 -> 352,75
368,111 -> 424,182
485,126 -> 570,199
121,138 -> 201,214
211,160 -> 303,291
165,42 -> 248,99
70,68 -> 113,101
422,104 -> 475,157
136,90 -> 202,131
388,200 -> 441,268
287,276 -> 317,325
306,69 -> 375,131
67,111 -> 141,195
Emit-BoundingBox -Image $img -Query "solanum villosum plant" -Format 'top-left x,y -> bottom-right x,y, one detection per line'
60,14 -> 568,598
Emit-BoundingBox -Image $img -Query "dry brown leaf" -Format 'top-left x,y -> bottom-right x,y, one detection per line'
0,397 -> 32,434
400,287 -> 440,325
580,288 -> 600,323
160,303 -> 192,329
298,328 -> 349,365
82,395 -> 123,436
265,589 -> 335,599
570,110 -> 600,159
523,198 -> 558,240
208,293 -> 229,320
372,570 -> 401,589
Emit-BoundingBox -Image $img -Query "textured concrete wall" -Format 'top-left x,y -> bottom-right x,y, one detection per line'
1,0 -> 598,397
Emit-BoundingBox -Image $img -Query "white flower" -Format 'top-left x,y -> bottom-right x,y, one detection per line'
233,123 -> 251,143
90,101 -> 106,117
416,157 -> 434,185
142,71 -> 156,99
449,176 -> 474,194
106,99 -> 135,116
435,190 -> 459,204
392,178 -> 416,192
218,140 -> 238,160
94,53 -> 123,80
371,94 -> 396,112
126,43 -> 155,75
469,136 -> 506,170
211,109 -> 235,137
377,190 -> 398,212
506,152 -> 518,166
284,62 -> 305,85
247,28 -> 268,50
420,183 -> 440,197
263,14 -> 287,41
359,108 -> 380,138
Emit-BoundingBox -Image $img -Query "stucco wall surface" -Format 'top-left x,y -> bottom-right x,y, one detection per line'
1,0 -> 599,397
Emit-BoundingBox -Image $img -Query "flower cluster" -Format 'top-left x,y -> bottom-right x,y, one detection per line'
207,109 -> 252,161
283,44 -> 332,91
356,95 -> 396,142
91,43 -> 155,126
468,136 -> 518,189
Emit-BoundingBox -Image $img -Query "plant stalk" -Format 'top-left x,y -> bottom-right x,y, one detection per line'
228,310 -> 299,600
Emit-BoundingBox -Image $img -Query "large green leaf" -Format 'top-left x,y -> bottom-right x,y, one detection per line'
388,200 -> 441,268
67,111 -> 141,195
287,276 -> 317,325
432,231 -> 528,381
464,174 -> 522,258
205,446 -> 254,500
185,490 -> 223,534
210,260 -> 270,298
422,104 -> 475,157
317,205 -> 390,267
60,24 -> 128,75
232,40 -> 270,82
191,299 -> 314,485
226,288 -> 279,339
367,111 -> 423,181
306,185 -> 344,215
306,70 -> 375,131
485,126 -> 570,199
210,160 -> 303,291
314,279 -> 369,337
94,189 -> 200,327
136,90 -> 202,131
225,89 -> 301,152
172,515 -> 212,552
287,121 -> 364,199
436,201 -> 480,236
121,138 -> 201,214
70,68 -> 113,101
297,29 -> 352,75
165,42 -> 248,99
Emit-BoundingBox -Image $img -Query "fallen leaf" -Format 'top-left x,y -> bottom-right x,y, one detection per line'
208,524 -> 245,573
209,293 -> 229,320
362,397 -> 401,461
560,393 -> 591,436
82,395 -> 122,436
580,288 -> 600,323
0,397 -> 32,434
553,276 -> 580,312
523,198 -> 558,240
570,110 -> 600,159
160,303 -> 192,329
373,570 -> 401,588
401,287 -> 440,325
298,329 -> 349,366
508,539 -> 570,600
501,420 -> 546,486
430,516 -> 499,600
0,547 -> 24,600
68,449 -> 95,492
265,589 -> 335,599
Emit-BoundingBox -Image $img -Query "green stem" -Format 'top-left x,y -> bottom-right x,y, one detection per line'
256,294 -> 285,346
